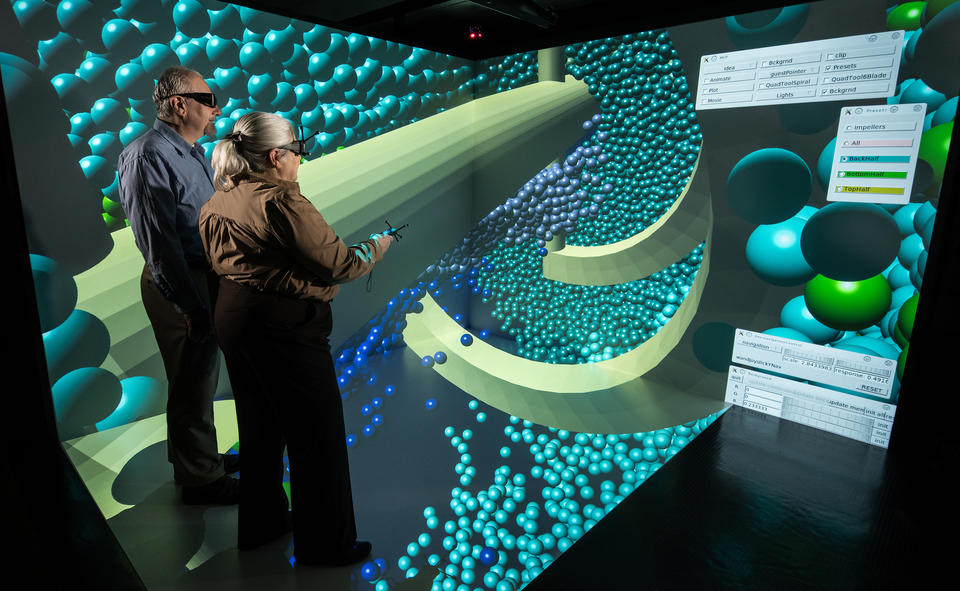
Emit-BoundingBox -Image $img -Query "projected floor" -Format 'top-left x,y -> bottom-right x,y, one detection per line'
66,334 -> 720,591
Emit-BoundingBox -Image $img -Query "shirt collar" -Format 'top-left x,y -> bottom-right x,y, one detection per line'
242,171 -> 302,195
153,119 -> 200,157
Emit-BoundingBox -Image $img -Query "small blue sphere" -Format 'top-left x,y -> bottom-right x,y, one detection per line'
425,398 -> 437,410
360,561 -> 381,581
479,546 -> 497,566
434,351 -> 447,364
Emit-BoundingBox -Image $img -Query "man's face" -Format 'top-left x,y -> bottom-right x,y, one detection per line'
175,74 -> 221,142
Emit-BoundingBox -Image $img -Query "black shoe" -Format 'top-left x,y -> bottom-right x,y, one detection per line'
182,475 -> 240,505
222,452 -> 240,474
295,541 -> 372,567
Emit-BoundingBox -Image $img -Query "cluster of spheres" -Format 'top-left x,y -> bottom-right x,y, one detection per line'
738,0 -> 956,392
565,31 -> 702,244
398,31 -> 704,365
30,253 -> 166,438
353,394 -> 721,591
10,0 -> 531,232
475,52 -> 538,95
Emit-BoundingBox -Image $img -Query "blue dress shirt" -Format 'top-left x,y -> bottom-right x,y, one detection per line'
117,119 -> 216,313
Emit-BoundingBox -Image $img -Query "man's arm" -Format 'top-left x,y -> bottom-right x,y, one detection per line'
117,151 -> 206,316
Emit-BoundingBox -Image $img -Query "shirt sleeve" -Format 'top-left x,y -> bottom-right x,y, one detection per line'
266,191 -> 384,286
117,151 -> 204,313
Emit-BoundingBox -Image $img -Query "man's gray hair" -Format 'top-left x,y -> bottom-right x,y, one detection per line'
153,66 -> 200,119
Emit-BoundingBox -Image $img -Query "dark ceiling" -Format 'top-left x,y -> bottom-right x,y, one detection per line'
229,0 -> 814,60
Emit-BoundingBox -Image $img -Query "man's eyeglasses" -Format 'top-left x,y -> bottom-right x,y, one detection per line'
161,92 -> 219,108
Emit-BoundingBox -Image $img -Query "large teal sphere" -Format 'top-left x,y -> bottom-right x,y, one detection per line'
52,367 -> 122,440
30,254 -> 78,333
172,0 -> 210,38
800,203 -> 900,281
815,138 -> 835,191
724,5 -> 809,49
42,309 -> 111,383
95,376 -> 166,431
727,148 -> 811,224
745,216 -> 815,286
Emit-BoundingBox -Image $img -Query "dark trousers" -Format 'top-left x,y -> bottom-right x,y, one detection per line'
140,265 -> 224,486
214,278 -> 358,558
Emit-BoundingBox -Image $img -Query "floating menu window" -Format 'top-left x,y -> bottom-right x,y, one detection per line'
725,367 -> 897,448
696,31 -> 904,110
730,328 -> 897,399
828,103 -> 927,205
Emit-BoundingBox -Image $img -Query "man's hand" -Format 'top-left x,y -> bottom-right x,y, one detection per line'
184,307 -> 213,342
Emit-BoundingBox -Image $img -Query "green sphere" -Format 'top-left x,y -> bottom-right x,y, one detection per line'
918,120 -> 952,191
897,341 -> 910,382
923,0 -> 959,25
897,293 -> 920,341
803,274 -> 892,331
102,195 -> 123,218
887,1 -> 927,30
893,321 -> 909,349
102,212 -> 125,233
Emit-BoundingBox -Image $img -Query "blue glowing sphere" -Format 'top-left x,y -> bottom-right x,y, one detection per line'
360,561 -> 380,581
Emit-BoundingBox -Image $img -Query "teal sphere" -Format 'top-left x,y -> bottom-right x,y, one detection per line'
801,203 -> 900,281
52,367 -> 122,439
815,138 -> 836,191
745,216 -> 815,286
727,148 -> 811,224
898,233 -> 925,269
140,43 -> 179,76
724,5 -> 809,49
95,376 -> 166,430
779,295 -> 840,344
101,19 -> 142,59
42,309 -> 110,383
30,254 -> 78,333
173,0 -> 210,38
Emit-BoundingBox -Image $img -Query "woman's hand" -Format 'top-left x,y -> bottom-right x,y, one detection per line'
376,232 -> 394,254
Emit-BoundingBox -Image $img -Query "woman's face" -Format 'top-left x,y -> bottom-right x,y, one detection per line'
273,135 -> 301,181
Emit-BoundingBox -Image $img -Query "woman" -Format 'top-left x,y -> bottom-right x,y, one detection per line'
199,112 -> 392,566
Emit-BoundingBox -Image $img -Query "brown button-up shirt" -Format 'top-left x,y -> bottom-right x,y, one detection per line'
199,173 -> 383,301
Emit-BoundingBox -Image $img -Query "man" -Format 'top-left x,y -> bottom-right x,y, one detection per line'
118,66 -> 239,504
